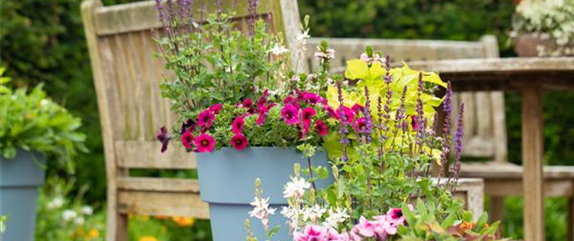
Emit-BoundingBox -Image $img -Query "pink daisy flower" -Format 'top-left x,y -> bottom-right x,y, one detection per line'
195,133 -> 215,152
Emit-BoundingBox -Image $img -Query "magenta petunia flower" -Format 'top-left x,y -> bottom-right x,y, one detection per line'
351,103 -> 364,114
195,133 -> 215,152
256,104 -> 274,126
301,107 -> 316,124
156,126 -> 171,153
353,117 -> 368,132
232,117 -> 244,134
179,119 -> 196,135
325,105 -> 338,119
281,104 -> 300,125
256,90 -> 270,110
197,110 -> 215,128
181,129 -> 194,149
230,133 -> 248,150
283,95 -> 297,105
208,103 -> 223,114
410,115 -> 420,131
314,120 -> 328,137
242,98 -> 255,113
337,106 -> 355,123
302,92 -> 322,105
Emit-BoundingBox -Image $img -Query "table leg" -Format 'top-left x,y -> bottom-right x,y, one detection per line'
521,85 -> 545,241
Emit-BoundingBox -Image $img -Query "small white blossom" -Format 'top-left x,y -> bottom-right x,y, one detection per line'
249,197 -> 276,219
47,197 -> 64,210
283,177 -> 311,198
81,206 -> 93,215
323,207 -> 349,229
302,204 -> 326,222
314,47 -> 335,60
74,217 -> 85,225
62,210 -> 77,222
270,43 -> 289,56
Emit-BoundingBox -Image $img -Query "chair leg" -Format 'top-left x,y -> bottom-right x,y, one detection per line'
489,197 -> 505,223
105,197 -> 128,241
568,194 -> 573,241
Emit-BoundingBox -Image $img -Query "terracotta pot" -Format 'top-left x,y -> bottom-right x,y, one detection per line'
515,33 -> 574,57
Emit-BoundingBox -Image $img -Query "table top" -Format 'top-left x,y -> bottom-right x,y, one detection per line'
407,57 -> 574,91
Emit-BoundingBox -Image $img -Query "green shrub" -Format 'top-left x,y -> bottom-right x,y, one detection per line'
0,69 -> 87,172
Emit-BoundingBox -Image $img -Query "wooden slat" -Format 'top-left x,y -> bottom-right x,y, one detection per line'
118,190 -> 209,219
115,140 -> 196,169
117,177 -> 200,192
94,0 -> 278,36
484,179 -> 572,197
461,162 -> 574,179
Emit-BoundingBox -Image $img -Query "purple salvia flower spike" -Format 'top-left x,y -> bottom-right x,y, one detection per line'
453,103 -> 465,179
363,86 -> 373,143
337,80 -> 349,161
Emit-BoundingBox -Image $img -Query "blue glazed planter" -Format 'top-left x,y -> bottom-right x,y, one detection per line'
196,147 -> 333,241
0,150 -> 45,241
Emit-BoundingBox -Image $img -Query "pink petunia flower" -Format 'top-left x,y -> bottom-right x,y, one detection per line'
181,129 -> 194,149
325,105 -> 339,119
410,115 -> 420,131
301,107 -> 316,125
384,205 -> 413,227
195,133 -> 215,152
337,106 -> 355,123
284,95 -> 297,105
353,117 -> 368,133
327,228 -> 352,241
314,120 -> 328,137
352,216 -> 376,238
197,110 -> 215,128
232,117 -> 244,134
281,104 -> 300,125
351,104 -> 364,115
242,98 -> 255,113
230,134 -> 248,150
303,92 -> 323,105
208,103 -> 223,114
294,225 -> 328,241
156,126 -> 171,153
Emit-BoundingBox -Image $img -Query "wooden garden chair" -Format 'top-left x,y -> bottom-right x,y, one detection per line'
307,37 -> 574,232
80,0 -> 303,240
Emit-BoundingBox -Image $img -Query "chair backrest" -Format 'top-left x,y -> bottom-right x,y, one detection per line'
81,0 -> 302,239
306,36 -> 507,163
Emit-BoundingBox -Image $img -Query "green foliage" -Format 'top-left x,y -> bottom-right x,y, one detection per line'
157,8 -> 284,120
398,200 -> 503,241
298,0 -> 515,55
0,215 -> 6,233
36,176 -> 105,241
0,69 -> 87,172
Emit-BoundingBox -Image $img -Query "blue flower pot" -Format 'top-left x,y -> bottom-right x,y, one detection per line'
196,147 -> 333,241
0,150 -> 45,241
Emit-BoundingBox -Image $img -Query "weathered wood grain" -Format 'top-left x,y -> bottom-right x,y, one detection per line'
118,190 -> 209,219
522,85 -> 545,241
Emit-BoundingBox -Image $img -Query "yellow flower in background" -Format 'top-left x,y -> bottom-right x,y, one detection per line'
87,228 -> 100,238
138,236 -> 159,241
171,216 -> 195,227
153,215 -> 170,220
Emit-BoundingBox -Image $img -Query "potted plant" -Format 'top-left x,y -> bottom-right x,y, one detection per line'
510,0 -> 574,57
246,52 -> 507,241
153,1 -> 338,240
0,68 -> 87,241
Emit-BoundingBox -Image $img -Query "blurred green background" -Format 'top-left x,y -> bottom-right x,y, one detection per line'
1,0 -> 573,240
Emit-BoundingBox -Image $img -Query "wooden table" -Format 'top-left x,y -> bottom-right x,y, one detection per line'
408,57 -> 574,241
